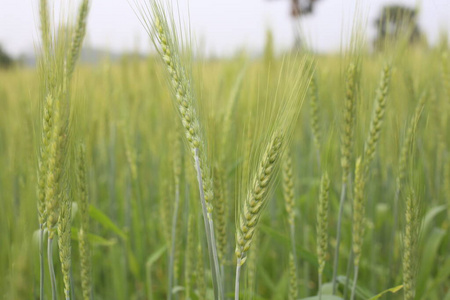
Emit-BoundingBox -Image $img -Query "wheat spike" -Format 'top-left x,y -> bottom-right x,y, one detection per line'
236,132 -> 284,264
77,144 -> 91,300
363,64 -> 392,175
403,192 -> 420,300
58,188 -> 72,300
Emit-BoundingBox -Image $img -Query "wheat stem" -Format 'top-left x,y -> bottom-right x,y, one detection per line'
48,238 -> 57,300
350,157 -> 365,300
77,144 -> 91,300
39,224 -> 45,300
317,172 -> 330,298
318,272 -> 323,300
168,183 -> 180,300
332,181 -> 346,293
145,7 -> 223,297
58,190 -> 72,300
234,258 -> 242,300
403,192 -> 420,300
350,264 -> 359,300
333,63 -> 357,294
194,149 -> 222,300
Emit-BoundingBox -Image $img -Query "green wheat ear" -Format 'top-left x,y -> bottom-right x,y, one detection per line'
38,93 -> 54,227
58,188 -> 72,300
333,61 -> 359,293
77,143 -> 91,300
363,64 -> 392,175
317,172 -> 330,274
283,151 -> 295,226
309,74 -> 322,167
288,253 -> 298,300
316,171 -> 330,300
213,164 -> 228,263
67,0 -> 90,80
340,63 -> 358,184
402,191 -> 421,300
236,131 -> 284,264
149,8 -> 214,212
46,94 -> 63,239
350,157 -> 365,300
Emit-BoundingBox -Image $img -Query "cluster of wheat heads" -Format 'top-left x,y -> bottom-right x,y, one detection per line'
136,1 -> 313,299
0,0 -> 445,299
36,0 -> 91,299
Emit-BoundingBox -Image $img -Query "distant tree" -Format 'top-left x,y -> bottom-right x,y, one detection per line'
267,0 -> 322,48
0,45 -> 13,68
373,5 -> 423,50
288,0 -> 321,17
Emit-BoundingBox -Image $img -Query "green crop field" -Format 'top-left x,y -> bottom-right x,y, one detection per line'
0,1 -> 449,300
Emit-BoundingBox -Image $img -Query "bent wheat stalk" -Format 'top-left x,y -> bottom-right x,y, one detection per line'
138,3 -> 223,298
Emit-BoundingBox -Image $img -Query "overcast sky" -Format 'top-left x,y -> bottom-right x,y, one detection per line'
1,0 -> 449,58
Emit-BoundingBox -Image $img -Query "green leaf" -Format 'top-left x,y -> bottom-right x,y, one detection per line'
421,205 -> 446,236
259,267 -> 277,293
368,285 -> 403,300
71,227 -> 117,246
320,282 -> 334,295
89,205 -> 127,240
146,246 -> 167,300
88,205 -> 140,279
260,224 -> 332,277
416,228 -> 446,299
127,243 -> 140,279
337,276 -> 372,299
426,257 -> 450,294
146,245 -> 167,267
300,296 -> 343,300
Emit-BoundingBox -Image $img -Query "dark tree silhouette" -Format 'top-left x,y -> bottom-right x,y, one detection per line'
288,0 -> 320,17
0,45 -> 13,68
267,0 -> 322,48
373,5 -> 423,50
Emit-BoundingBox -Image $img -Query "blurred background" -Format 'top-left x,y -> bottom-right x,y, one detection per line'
0,0 -> 449,66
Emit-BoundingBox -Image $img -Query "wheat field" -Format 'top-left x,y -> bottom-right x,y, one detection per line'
0,1 -> 449,300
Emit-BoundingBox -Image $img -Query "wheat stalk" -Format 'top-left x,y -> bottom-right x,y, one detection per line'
350,157 -> 365,300
185,214 -> 195,300
138,4 -> 223,298
317,172 -> 330,300
403,191 -> 421,300
58,188 -> 72,300
37,1 -> 90,298
333,62 -> 358,293
389,91 -> 426,281
77,143 -> 91,300
235,131 -> 284,299
168,134 -> 182,300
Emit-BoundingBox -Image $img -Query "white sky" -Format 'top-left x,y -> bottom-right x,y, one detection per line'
0,0 -> 449,58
